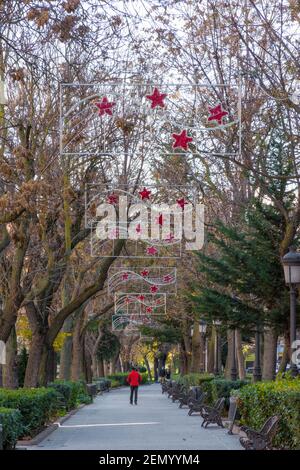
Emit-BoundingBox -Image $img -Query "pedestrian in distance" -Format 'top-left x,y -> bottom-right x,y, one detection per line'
127,366 -> 142,405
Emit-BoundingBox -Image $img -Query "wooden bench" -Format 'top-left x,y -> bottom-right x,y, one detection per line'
200,397 -> 225,428
161,381 -> 171,394
171,384 -> 186,402
167,381 -> 177,398
239,415 -> 280,450
178,388 -> 196,408
187,391 -> 207,415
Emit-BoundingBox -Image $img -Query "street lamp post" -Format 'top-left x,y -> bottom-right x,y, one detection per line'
199,320 -> 207,373
253,323 -> 262,382
282,246 -> 300,377
230,328 -> 237,381
213,320 -> 221,376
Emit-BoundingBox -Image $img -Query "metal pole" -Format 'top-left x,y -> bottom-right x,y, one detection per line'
214,327 -> 219,375
200,333 -> 205,373
253,324 -> 262,382
230,329 -> 237,381
290,285 -> 298,377
205,337 -> 208,372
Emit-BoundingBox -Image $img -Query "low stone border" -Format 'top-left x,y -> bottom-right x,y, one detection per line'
16,404 -> 86,447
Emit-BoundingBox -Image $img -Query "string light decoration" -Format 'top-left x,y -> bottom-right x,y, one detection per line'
86,183 -> 201,258
108,265 -> 177,294
59,81 -> 241,159
112,313 -> 158,331
114,293 -> 166,316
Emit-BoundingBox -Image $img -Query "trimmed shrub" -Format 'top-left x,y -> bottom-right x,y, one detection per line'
202,378 -> 249,409
48,380 -> 91,410
0,408 -> 23,449
233,378 -> 300,449
176,373 -> 215,389
108,372 -> 148,385
110,379 -> 120,388
0,388 -> 60,437
93,378 -> 111,392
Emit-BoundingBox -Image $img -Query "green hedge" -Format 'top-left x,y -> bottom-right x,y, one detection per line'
110,379 -> 120,388
234,378 -> 300,449
0,388 -> 59,437
202,378 -> 249,409
0,407 -> 23,449
48,380 -> 91,410
175,373 -> 215,389
107,372 -> 148,386
93,377 -> 111,392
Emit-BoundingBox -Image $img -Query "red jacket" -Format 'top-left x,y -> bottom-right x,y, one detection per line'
127,370 -> 142,387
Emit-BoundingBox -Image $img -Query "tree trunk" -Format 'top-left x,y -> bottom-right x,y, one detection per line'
91,354 -> 98,379
179,341 -> 189,375
84,343 -> 92,383
46,347 -> 56,383
154,356 -> 159,381
59,316 -> 73,380
183,332 -> 191,373
207,329 -> 215,373
143,355 -> 152,381
111,350 -> 120,375
38,344 -> 55,386
236,329 -> 245,379
24,331 -> 47,387
71,316 -> 84,381
114,356 -> 122,373
262,327 -> 277,381
224,329 -> 233,380
278,331 -> 289,374
97,358 -> 104,377
190,321 -> 201,373
2,326 -> 18,389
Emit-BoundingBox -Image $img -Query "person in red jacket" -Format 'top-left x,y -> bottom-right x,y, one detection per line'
127,366 -> 142,405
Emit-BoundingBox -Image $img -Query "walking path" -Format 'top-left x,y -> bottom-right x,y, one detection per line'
31,383 -> 242,450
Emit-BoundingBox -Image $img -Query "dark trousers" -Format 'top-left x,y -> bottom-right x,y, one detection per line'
130,386 -> 138,404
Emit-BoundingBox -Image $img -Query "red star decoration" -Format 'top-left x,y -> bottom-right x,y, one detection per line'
138,295 -> 145,302
95,96 -> 116,116
177,198 -> 187,209
150,285 -> 158,293
172,130 -> 193,150
146,87 -> 167,109
208,104 -> 228,125
146,246 -> 158,256
122,272 -> 129,280
163,274 -> 173,283
136,223 -> 142,234
156,214 -> 163,226
125,297 -> 130,304
107,193 -> 118,205
141,269 -> 149,277
139,187 -> 151,200
146,306 -> 153,313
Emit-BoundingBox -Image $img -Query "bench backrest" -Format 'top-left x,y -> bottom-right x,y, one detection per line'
260,415 -> 280,438
214,397 -> 225,411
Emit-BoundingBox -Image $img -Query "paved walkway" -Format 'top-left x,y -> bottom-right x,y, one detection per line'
31,384 -> 242,450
